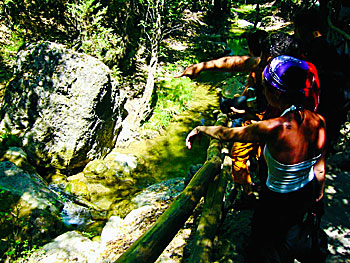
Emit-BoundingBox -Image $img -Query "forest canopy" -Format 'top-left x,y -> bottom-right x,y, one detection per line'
0,0 -> 343,78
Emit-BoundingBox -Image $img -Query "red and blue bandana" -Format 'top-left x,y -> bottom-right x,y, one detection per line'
263,55 -> 309,92
264,55 -> 320,112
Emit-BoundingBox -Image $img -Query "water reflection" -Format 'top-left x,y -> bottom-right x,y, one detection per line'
61,201 -> 92,226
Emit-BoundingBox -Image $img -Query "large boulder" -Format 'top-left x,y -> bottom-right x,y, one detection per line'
27,231 -> 104,263
0,41 -> 127,171
0,161 -> 67,254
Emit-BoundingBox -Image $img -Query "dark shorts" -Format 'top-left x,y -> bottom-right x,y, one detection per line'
247,178 -> 323,263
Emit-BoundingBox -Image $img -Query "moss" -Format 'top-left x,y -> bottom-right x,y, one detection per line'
65,181 -> 90,200
108,199 -> 135,219
83,159 -> 108,176
84,220 -> 106,239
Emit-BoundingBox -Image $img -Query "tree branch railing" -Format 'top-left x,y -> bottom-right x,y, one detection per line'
188,113 -> 230,262
115,113 -> 229,263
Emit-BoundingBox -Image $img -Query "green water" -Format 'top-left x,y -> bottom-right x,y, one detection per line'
116,82 -> 220,187
115,69 -> 248,188
110,19 -> 252,209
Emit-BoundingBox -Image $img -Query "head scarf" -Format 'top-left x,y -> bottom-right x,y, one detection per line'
263,55 -> 320,111
263,55 -> 308,92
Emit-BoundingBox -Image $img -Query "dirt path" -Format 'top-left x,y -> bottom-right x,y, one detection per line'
322,153 -> 350,262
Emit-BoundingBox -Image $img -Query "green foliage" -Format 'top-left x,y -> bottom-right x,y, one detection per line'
81,231 -> 95,239
0,190 -> 39,262
143,77 -> 195,131
233,3 -> 257,13
226,38 -> 248,56
0,26 -> 25,84
230,3 -> 260,26
0,132 -> 22,148
0,0 -> 212,78
67,0 -> 123,67
137,0 -> 195,60
0,25 -> 24,62
0,0 -> 133,72
0,0 -> 73,41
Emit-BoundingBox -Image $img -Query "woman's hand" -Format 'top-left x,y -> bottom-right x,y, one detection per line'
316,192 -> 323,203
186,127 -> 201,149
314,155 -> 325,203
175,64 -> 201,79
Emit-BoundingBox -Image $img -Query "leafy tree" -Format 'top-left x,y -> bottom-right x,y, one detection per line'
66,0 -> 124,69
0,0 -> 74,42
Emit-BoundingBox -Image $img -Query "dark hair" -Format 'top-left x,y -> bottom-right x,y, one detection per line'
246,29 -> 269,56
262,32 -> 301,59
280,66 -> 307,123
293,8 -> 322,32
281,66 -> 307,92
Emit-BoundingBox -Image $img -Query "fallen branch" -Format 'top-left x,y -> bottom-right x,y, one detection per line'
115,156 -> 222,263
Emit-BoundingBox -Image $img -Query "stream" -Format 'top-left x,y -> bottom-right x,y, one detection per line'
115,82 -> 219,185
52,82 -> 221,231
56,32 -> 249,231
56,77 -> 246,232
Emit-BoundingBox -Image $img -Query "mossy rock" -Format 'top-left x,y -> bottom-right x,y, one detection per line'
0,162 -> 68,249
50,172 -> 68,184
65,181 -> 90,200
0,147 -> 37,174
83,159 -> 108,179
108,199 -> 135,218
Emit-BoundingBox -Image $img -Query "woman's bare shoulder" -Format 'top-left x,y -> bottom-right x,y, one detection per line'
248,117 -> 285,137
304,110 -> 326,128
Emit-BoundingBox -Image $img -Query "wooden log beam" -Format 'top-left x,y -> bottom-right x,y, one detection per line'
187,160 -> 228,262
188,113 -> 229,262
115,155 -> 222,263
206,113 -> 228,160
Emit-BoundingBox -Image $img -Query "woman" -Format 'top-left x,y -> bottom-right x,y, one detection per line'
186,55 -> 326,262
179,31 -> 304,196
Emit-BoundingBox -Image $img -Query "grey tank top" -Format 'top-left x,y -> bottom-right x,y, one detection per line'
264,105 -> 321,193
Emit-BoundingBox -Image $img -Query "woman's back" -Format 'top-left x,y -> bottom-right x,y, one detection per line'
265,109 -> 326,165
261,55 -> 326,165
260,108 -> 325,194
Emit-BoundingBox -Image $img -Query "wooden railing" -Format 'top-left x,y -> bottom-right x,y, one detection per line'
116,113 -> 229,263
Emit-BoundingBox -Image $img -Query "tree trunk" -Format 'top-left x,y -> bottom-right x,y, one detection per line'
254,3 -> 260,29
135,49 -> 158,123
116,0 -> 162,142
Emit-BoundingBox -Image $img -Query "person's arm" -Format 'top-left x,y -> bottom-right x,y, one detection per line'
314,155 -> 325,202
314,115 -> 326,202
185,120 -> 277,149
176,56 -> 261,79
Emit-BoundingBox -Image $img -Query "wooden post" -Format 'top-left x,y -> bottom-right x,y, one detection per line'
188,113 -> 229,262
115,156 -> 222,263
206,113 -> 228,160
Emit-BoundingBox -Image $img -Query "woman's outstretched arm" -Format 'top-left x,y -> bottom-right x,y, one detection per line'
175,56 -> 260,79
185,120 -> 276,149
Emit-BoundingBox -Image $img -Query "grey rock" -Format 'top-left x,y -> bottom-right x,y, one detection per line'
27,231 -> 104,263
0,161 -> 66,244
0,41 -> 127,171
